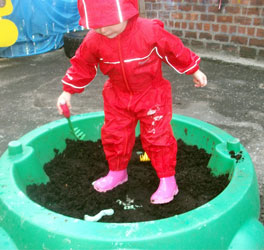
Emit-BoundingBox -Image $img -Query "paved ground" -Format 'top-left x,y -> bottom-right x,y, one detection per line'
0,48 -> 263,224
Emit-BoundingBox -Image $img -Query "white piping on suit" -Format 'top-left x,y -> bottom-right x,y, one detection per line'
63,47 -> 200,89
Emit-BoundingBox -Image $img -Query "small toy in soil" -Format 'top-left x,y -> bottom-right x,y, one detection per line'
140,152 -> 150,162
59,99 -> 86,140
84,209 -> 114,222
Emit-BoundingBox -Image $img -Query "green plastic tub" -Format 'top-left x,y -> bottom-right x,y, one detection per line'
0,112 -> 263,250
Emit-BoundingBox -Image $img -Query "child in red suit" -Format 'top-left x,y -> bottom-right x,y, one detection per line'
57,0 -> 207,204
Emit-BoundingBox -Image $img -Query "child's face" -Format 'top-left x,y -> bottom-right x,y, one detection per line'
94,21 -> 128,39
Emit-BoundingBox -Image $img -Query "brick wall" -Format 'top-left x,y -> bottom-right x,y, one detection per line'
144,0 -> 264,61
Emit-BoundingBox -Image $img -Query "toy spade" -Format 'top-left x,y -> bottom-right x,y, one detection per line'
60,100 -> 86,140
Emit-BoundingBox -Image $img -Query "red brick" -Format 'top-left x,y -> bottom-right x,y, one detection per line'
250,38 -> 264,47
215,34 -> 229,42
185,13 -> 199,21
179,5 -> 192,11
196,23 -> 203,30
185,31 -> 197,39
191,40 -> 204,48
229,25 -> 237,34
153,3 -> 162,10
221,24 -> 228,33
199,32 -> 213,40
247,27 -> 256,36
164,3 -> 178,11
174,22 -> 181,28
250,0 -> 264,6
231,36 -> 248,45
145,3 -> 152,11
204,23 -> 211,31
225,6 -> 241,14
181,38 -> 190,46
168,21 -> 174,28
209,0 -> 216,4
172,30 -> 183,38
146,11 -> 158,18
171,12 -> 183,19
223,45 -> 239,55
208,6 -> 219,13
158,11 -> 170,19
234,16 -> 252,25
242,7 -> 260,15
201,14 -> 215,22
217,16 -> 233,23
240,46 -> 257,59
253,18 -> 263,26
185,0 -> 198,3
189,22 -> 195,29
182,22 -> 187,29
258,49 -> 264,61
193,5 -> 206,12
238,26 -> 247,34
212,24 -> 219,32
256,28 -> 264,38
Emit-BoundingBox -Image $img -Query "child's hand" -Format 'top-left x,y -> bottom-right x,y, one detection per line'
192,70 -> 207,88
57,91 -> 72,115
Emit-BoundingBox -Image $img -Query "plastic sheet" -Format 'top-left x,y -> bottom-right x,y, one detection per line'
0,0 -> 81,58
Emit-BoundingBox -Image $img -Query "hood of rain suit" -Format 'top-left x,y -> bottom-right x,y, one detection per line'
78,0 -> 139,29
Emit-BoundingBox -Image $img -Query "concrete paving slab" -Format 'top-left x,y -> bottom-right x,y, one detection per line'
0,48 -> 263,223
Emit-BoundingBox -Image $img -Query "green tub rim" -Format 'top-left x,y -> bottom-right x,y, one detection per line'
0,111 -> 263,250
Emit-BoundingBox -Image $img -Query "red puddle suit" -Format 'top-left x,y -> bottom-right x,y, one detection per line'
61,0 -> 200,178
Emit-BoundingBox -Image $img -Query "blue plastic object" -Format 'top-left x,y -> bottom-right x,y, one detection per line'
0,0 -> 81,57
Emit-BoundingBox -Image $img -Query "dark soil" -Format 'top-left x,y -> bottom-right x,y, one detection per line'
229,150 -> 244,163
27,138 -> 230,223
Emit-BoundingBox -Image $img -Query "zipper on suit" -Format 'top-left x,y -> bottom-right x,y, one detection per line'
117,36 -> 132,168
118,36 -> 133,110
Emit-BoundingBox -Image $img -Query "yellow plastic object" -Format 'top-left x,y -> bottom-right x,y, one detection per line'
0,0 -> 18,47
140,151 -> 150,162
0,18 -> 18,47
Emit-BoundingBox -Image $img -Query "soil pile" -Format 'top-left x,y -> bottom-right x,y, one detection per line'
27,138 -> 229,223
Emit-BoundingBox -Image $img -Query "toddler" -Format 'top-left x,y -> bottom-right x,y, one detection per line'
57,0 -> 207,204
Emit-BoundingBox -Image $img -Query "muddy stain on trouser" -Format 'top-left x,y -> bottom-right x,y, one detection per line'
140,104 -> 177,178
101,79 -> 177,178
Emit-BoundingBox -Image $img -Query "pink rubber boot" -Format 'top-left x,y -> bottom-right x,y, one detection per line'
92,169 -> 128,192
150,176 -> 178,204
